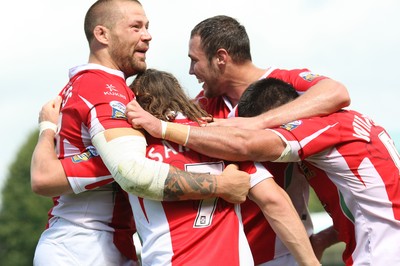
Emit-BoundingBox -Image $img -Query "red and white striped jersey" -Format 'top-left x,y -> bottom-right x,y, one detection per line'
273,109 -> 400,265
50,64 -> 137,260
132,114 -> 269,265
195,67 -> 318,264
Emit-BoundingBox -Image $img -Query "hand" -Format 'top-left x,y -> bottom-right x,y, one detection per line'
309,234 -> 324,261
126,99 -> 162,138
39,96 -> 62,123
207,116 -> 264,130
309,226 -> 339,261
217,164 -> 250,204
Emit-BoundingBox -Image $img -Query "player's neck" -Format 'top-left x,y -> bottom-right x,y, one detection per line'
225,64 -> 267,106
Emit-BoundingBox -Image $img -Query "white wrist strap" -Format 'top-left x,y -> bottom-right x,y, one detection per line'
39,121 -> 57,136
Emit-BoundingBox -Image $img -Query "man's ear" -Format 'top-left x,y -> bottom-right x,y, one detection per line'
216,49 -> 228,65
93,25 -> 109,45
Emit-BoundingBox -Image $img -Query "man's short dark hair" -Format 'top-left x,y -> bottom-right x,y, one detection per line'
238,78 -> 299,117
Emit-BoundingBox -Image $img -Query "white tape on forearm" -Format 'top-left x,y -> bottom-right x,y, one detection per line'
92,131 -> 169,200
39,121 -> 57,136
183,125 -> 190,146
164,122 -> 190,146
161,120 -> 167,139
118,158 -> 170,200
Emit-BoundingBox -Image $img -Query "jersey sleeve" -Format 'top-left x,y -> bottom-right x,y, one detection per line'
61,148 -> 114,194
73,71 -> 135,138
239,161 -> 273,188
268,68 -> 328,94
271,110 -> 371,161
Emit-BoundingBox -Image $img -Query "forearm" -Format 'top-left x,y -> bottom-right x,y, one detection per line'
92,129 -> 249,203
163,166 -> 218,200
310,226 -> 340,260
251,181 -> 320,265
30,130 -> 72,197
163,122 -> 282,161
265,204 -> 317,265
170,123 -> 251,160
260,79 -> 350,128
163,164 -> 248,203
117,156 -> 220,201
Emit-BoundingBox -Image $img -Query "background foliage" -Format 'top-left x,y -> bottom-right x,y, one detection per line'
0,130 -> 52,266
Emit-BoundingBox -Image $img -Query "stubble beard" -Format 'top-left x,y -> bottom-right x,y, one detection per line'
110,41 -> 147,78
127,56 -> 147,77
202,81 -> 220,98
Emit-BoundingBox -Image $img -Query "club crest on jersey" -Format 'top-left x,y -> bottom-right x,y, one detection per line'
281,120 -> 302,131
71,146 -> 99,163
299,71 -> 320,82
110,101 -> 127,119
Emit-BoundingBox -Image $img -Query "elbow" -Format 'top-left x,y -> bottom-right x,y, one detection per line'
228,131 -> 271,162
317,79 -> 351,115
31,175 -> 47,196
240,144 -> 260,161
30,171 -> 54,197
30,168 -> 41,194
334,82 -> 351,109
228,134 -> 257,161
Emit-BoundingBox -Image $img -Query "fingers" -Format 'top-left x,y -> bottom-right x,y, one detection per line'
43,96 -> 61,110
126,99 -> 142,120
126,98 -> 140,110
53,96 -> 62,111
132,124 -> 143,129
126,99 -> 155,130
225,163 -> 239,171
206,118 -> 223,127
39,96 -> 62,123
43,99 -> 54,108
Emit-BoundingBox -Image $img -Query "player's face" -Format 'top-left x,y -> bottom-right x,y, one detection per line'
188,35 -> 224,98
109,1 -> 152,77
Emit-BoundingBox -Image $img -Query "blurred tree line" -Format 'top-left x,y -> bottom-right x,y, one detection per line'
0,130 -> 327,266
0,130 -> 52,265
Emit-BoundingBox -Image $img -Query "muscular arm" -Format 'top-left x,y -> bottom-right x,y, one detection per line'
250,178 -> 320,266
186,126 -> 285,162
31,130 -> 73,197
94,127 -> 249,202
259,79 -> 349,128
209,79 -> 350,129
134,119 -> 286,162
31,98 -> 250,202
31,96 -> 73,197
126,99 -> 286,162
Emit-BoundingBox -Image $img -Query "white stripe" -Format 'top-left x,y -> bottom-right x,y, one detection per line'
299,122 -> 338,148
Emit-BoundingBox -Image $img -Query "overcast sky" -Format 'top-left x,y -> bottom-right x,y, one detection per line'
1,0 -> 399,192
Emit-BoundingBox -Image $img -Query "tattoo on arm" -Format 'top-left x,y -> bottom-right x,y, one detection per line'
163,166 -> 217,201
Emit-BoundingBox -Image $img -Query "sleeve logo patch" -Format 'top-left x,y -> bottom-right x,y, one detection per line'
71,146 -> 99,163
281,120 -> 302,131
299,71 -> 320,82
110,101 -> 127,119
72,151 -> 91,163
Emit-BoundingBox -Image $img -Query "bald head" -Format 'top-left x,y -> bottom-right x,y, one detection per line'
84,0 -> 142,44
